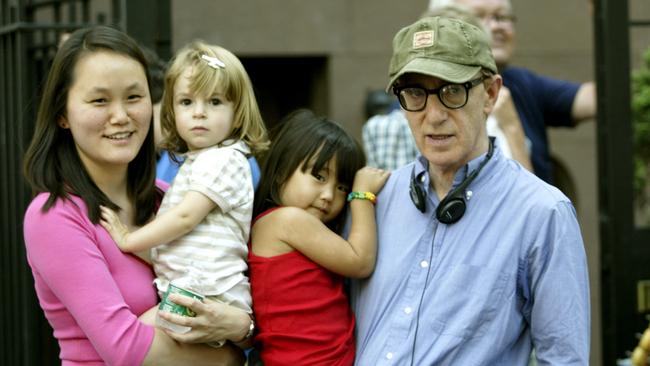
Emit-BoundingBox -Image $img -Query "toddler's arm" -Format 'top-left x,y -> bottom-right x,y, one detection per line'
100,191 -> 217,252
343,166 -> 390,276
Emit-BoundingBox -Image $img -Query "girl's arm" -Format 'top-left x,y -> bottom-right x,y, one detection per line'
254,167 -> 389,278
100,191 -> 216,252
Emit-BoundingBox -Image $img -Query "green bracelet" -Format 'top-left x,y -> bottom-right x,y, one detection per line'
347,191 -> 377,204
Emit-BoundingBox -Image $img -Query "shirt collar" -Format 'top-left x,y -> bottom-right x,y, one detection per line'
413,138 -> 502,191
182,139 -> 250,160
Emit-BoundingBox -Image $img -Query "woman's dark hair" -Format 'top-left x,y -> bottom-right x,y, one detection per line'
254,109 -> 366,232
23,25 -> 158,225
141,46 -> 167,104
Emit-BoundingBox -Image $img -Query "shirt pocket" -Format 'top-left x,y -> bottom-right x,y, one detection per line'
429,264 -> 512,339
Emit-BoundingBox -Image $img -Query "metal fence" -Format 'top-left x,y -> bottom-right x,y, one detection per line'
0,0 -> 169,364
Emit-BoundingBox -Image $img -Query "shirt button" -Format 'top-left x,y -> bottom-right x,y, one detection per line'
420,260 -> 429,268
386,352 -> 394,360
404,307 -> 412,314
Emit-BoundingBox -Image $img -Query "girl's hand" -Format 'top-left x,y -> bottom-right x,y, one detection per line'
156,294 -> 251,345
99,205 -> 131,250
351,166 -> 391,195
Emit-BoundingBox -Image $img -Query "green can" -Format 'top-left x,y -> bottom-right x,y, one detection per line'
158,283 -> 204,317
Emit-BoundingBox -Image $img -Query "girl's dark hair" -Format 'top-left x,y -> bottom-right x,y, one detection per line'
23,25 -> 159,225
254,109 -> 366,232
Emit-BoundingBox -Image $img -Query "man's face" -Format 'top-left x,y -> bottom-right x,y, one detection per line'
400,73 -> 501,176
455,0 -> 516,67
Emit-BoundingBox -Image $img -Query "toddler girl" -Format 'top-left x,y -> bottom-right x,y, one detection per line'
249,109 -> 389,365
101,41 -> 268,341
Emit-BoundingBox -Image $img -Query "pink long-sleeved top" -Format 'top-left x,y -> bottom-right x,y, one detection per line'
23,192 -> 159,366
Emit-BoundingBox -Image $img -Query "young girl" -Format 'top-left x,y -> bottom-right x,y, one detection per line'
249,109 -> 390,365
23,26 -> 249,365
100,41 -> 268,339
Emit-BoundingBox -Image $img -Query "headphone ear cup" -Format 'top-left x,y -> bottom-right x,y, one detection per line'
436,195 -> 466,224
410,178 -> 426,213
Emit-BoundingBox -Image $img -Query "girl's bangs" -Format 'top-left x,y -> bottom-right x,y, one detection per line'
189,60 -> 227,98
306,135 -> 363,188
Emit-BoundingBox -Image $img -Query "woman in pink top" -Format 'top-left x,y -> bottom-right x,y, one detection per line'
22,26 -> 251,366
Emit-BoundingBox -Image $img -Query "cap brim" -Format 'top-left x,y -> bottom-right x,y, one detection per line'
386,58 -> 481,91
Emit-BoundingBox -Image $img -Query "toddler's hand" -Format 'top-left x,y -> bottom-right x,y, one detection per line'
99,205 -> 131,251
352,167 -> 391,195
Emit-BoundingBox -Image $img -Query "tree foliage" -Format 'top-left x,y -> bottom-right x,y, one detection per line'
631,47 -> 650,206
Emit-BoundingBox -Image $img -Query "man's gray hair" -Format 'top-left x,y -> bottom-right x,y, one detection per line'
428,0 -> 455,8
428,0 -> 513,11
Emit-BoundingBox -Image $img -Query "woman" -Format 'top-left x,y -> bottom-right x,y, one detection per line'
22,26 -> 251,365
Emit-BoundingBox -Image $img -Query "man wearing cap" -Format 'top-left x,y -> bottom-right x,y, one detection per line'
349,16 -> 590,365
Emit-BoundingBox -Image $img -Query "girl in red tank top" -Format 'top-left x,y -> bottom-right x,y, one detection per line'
248,109 -> 390,366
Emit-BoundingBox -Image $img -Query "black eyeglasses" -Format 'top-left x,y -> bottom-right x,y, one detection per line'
480,13 -> 517,25
393,77 -> 486,112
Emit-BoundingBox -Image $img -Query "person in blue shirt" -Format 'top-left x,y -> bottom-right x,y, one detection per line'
428,0 -> 596,184
349,15 -> 590,365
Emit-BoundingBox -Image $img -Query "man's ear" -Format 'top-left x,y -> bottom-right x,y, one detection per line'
484,74 -> 503,114
58,117 -> 69,129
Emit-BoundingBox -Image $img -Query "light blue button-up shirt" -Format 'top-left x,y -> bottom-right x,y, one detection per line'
350,144 -> 590,365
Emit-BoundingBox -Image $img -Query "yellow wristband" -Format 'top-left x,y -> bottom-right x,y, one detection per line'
347,191 -> 377,204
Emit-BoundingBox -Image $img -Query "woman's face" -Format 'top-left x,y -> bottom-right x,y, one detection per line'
60,50 -> 152,176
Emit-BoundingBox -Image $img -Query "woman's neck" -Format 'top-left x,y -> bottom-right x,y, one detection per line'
83,160 -> 130,207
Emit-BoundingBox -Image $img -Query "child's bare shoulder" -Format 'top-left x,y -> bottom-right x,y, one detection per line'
261,206 -> 309,224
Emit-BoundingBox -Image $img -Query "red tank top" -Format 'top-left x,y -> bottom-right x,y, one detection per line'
248,208 -> 355,366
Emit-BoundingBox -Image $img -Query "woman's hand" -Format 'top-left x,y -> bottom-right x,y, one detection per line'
157,294 -> 251,345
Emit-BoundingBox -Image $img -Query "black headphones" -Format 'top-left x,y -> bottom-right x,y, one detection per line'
409,137 -> 495,224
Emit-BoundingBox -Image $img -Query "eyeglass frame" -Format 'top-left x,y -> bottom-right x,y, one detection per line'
392,77 -> 487,112
479,13 -> 517,25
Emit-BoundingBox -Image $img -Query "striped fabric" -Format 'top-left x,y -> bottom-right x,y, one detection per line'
152,139 -> 253,311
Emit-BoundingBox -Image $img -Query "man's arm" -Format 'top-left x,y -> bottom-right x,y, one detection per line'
493,86 -> 534,171
571,81 -> 596,123
529,201 -> 590,364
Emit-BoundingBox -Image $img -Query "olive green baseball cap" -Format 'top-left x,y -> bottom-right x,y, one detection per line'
387,16 -> 497,90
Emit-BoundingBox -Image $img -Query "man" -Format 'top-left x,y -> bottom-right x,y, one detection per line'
362,4 -> 533,173
429,0 -> 596,183
350,16 -> 590,365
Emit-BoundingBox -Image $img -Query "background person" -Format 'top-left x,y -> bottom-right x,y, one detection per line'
350,16 -> 590,365
22,26 -> 251,365
429,0 -> 596,184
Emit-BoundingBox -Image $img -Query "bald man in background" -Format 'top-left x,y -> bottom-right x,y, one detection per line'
429,0 -> 596,184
